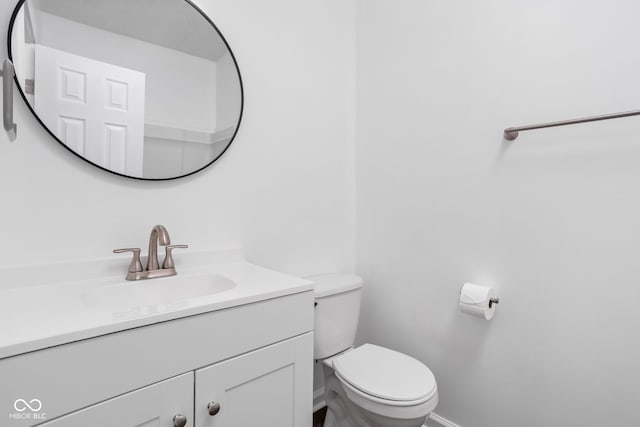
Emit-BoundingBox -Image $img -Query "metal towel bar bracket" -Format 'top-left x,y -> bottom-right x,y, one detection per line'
504,109 -> 640,141
0,59 -> 16,142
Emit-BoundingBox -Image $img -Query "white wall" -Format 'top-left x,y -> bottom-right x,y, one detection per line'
355,1 -> 640,426
0,0 -> 356,278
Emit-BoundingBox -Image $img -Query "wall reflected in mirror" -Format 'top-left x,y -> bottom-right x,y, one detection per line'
10,0 -> 242,180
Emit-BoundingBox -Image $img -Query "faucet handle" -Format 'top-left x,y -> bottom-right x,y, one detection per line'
113,248 -> 143,273
162,244 -> 188,269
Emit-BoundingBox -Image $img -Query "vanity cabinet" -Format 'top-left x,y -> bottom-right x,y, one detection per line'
38,373 -> 194,427
36,333 -> 312,427
1,290 -> 314,427
195,334 -> 310,427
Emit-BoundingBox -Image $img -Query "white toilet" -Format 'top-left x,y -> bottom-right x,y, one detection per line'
308,273 -> 438,427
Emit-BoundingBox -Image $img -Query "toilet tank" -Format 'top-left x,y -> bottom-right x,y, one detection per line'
306,274 -> 363,360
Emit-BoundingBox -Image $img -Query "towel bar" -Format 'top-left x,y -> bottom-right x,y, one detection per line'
504,109 -> 640,141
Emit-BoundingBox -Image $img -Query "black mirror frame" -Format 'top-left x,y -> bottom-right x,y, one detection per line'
7,0 -> 244,181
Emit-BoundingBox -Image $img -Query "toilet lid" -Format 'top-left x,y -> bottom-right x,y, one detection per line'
333,344 -> 436,402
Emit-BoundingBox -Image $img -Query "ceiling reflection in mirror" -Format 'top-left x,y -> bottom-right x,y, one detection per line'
9,0 -> 243,180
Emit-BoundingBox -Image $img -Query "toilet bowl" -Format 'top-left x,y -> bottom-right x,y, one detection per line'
308,274 -> 438,427
324,344 -> 438,427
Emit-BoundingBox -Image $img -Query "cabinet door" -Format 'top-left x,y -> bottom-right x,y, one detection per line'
39,373 -> 193,427
195,333 -> 313,427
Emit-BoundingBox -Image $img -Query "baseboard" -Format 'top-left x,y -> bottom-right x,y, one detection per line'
428,412 -> 461,427
313,387 -> 326,412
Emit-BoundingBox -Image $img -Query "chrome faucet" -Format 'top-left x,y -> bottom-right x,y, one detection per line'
114,225 -> 188,281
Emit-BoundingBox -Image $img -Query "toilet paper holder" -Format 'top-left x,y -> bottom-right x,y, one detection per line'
458,284 -> 500,308
459,283 -> 500,320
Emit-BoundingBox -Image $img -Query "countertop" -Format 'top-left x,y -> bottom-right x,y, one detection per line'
0,249 -> 313,359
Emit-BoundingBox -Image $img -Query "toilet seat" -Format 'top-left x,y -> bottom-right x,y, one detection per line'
330,344 -> 438,419
337,371 -> 438,420
333,344 -> 437,402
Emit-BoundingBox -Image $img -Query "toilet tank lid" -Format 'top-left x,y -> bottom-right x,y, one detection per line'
305,273 -> 363,298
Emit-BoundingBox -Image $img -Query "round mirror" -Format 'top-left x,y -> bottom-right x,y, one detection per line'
8,0 -> 243,180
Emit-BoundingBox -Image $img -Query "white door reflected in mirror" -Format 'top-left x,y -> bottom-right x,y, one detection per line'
35,45 -> 146,176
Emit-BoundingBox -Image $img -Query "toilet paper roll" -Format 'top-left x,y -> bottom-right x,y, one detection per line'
459,282 -> 496,320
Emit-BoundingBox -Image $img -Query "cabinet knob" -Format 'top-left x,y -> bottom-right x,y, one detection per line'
207,401 -> 221,416
173,414 -> 187,427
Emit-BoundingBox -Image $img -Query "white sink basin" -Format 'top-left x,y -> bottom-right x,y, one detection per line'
0,249 -> 315,359
81,274 -> 236,311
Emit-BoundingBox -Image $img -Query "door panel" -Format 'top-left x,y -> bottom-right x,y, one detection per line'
35,44 -> 145,176
39,373 -> 193,427
195,333 -> 313,427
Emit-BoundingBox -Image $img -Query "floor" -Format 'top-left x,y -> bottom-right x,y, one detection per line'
313,407 -> 327,427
